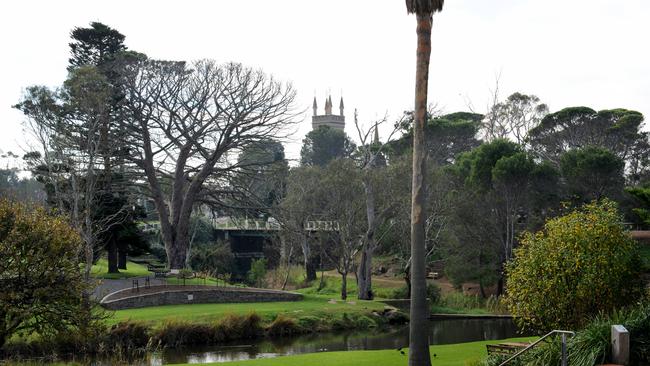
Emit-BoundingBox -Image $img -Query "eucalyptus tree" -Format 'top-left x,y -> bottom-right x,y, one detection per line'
405,0 -> 444,364
482,92 -> 548,145
118,59 -> 297,270
278,166 -> 324,281
447,139 -> 559,294
353,113 -> 401,300
17,66 -> 119,281
317,159 -> 366,300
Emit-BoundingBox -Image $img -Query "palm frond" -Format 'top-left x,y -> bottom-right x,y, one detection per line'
405,0 -> 444,14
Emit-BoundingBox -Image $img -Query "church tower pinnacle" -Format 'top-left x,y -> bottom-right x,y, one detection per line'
311,92 -> 345,131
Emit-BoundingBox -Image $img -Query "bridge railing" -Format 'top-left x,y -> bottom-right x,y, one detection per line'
216,218 -> 339,231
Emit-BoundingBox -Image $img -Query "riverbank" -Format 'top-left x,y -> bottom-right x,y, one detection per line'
169,337 -> 536,366
1,296 -> 405,361
109,294 -> 388,325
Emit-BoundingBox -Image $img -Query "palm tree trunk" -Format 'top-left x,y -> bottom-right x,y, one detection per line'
409,11 -> 433,366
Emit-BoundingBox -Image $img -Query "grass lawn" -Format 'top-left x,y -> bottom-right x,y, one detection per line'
108,294 -> 386,325
297,272 -> 402,299
91,258 -> 152,279
170,337 -> 536,366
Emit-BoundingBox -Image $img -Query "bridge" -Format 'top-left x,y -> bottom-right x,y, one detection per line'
215,218 -> 340,232
138,218 -> 339,278
214,218 -> 339,279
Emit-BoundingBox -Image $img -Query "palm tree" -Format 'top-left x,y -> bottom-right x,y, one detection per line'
405,1 -> 444,365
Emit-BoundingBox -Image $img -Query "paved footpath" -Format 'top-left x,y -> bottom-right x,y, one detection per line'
93,276 -> 166,301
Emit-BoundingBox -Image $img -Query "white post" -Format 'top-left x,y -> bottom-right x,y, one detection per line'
611,324 -> 630,365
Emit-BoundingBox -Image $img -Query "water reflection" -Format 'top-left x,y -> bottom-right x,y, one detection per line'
142,318 -> 524,365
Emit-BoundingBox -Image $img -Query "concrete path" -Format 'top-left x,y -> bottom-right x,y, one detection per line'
93,276 -> 166,301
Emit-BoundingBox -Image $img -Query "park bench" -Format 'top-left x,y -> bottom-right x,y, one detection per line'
147,264 -> 169,278
486,342 -> 530,356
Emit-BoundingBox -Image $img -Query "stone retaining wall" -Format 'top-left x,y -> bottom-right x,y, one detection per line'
100,286 -> 303,310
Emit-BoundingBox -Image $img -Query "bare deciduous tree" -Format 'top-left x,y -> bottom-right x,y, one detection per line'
119,59 -> 297,269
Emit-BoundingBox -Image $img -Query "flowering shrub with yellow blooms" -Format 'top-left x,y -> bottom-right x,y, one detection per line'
505,200 -> 645,331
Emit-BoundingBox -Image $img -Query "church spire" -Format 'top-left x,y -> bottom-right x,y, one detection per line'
339,97 -> 344,116
325,95 -> 332,115
312,97 -> 318,116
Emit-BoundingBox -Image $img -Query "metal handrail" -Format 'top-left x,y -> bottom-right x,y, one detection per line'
499,330 -> 575,366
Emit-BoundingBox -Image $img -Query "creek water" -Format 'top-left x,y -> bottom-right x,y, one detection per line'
137,318 -> 525,365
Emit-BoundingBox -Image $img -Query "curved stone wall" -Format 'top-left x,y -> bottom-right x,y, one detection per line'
100,285 -> 303,310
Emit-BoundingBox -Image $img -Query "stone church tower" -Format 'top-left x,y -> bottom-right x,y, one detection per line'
312,95 -> 345,131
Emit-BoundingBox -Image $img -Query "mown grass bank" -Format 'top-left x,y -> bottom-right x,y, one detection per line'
3,301 -> 406,361
169,337 -> 536,366
109,294 -> 387,325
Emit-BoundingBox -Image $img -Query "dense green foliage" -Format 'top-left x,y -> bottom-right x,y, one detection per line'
0,200 -> 87,348
560,146 -> 625,202
505,200 -> 644,331
248,258 -> 268,287
300,126 -> 356,166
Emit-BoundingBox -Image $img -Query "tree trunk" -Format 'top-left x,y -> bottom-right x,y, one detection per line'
404,267 -> 412,299
409,12 -> 433,366
118,244 -> 127,270
341,272 -> 348,301
357,248 -> 374,300
357,178 -> 376,300
166,235 -> 189,270
0,321 -> 8,350
302,237 -> 317,281
305,259 -> 317,282
107,239 -> 119,273
318,269 -> 326,291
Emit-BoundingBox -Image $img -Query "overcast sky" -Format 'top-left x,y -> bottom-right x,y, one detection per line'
1,0 -> 648,166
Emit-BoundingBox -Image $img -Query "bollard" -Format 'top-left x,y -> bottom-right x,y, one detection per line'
561,333 -> 567,366
611,324 -> 630,365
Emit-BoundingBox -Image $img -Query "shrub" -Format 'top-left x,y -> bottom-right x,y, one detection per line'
151,321 -> 214,347
439,292 -> 483,310
106,322 -> 150,351
386,283 -> 441,303
177,269 -> 194,286
505,200 -> 644,331
190,240 -> 234,275
296,315 -> 322,331
354,315 -> 378,329
267,315 -> 300,336
247,258 -> 268,287
0,200 -> 89,348
216,313 -> 263,340
483,303 -> 650,366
